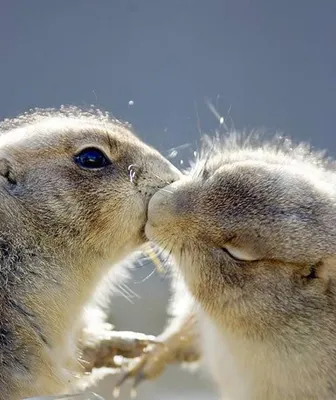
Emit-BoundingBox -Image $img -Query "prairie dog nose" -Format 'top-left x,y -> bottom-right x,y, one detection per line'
147,179 -> 191,227
147,188 -> 172,227
152,158 -> 182,185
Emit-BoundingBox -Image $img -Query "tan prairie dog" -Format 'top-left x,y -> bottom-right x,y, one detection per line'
0,106 -> 180,400
120,133 -> 336,400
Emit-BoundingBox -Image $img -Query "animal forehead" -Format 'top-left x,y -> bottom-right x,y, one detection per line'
213,160 -> 300,187
208,156 -> 325,190
203,159 -> 325,214
0,117 -> 135,151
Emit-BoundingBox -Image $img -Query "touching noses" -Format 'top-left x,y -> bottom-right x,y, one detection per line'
130,156 -> 181,202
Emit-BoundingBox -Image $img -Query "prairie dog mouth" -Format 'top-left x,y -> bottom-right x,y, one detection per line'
142,242 -> 165,273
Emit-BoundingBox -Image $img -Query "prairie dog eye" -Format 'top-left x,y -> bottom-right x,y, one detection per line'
74,147 -> 111,170
223,243 -> 259,261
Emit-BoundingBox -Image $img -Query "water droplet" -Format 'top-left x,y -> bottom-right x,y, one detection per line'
168,150 -> 178,158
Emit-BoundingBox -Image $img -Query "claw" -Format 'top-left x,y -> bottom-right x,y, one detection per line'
132,370 -> 146,390
112,357 -> 148,398
111,331 -> 199,398
115,369 -> 133,389
112,386 -> 120,399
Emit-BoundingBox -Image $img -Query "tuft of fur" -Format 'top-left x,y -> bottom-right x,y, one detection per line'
0,105 -> 133,134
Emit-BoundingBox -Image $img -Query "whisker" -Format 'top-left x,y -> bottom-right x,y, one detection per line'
205,97 -> 229,132
133,265 -> 157,284
142,242 -> 165,273
115,281 -> 140,303
128,164 -> 138,184
148,171 -> 171,186
159,188 -> 173,194
194,100 -> 203,137
119,281 -> 140,299
135,256 -> 158,270
166,143 -> 193,159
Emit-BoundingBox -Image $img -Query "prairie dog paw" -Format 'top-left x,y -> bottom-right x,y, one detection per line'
113,334 -> 200,398
80,328 -> 157,372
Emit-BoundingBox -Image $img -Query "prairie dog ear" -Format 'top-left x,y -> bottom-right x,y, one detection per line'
224,243 -> 259,261
0,158 -> 8,176
316,256 -> 336,281
0,158 -> 17,185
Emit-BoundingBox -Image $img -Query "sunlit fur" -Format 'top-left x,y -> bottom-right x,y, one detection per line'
146,131 -> 336,400
0,106 -> 180,399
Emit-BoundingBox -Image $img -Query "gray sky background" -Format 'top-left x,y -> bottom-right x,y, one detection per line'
1,0 -> 335,158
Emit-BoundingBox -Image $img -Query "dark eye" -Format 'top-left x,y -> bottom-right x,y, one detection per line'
74,147 -> 111,170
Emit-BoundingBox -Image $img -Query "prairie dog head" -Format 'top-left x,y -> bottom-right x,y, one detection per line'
146,133 -> 336,340
0,106 -> 180,265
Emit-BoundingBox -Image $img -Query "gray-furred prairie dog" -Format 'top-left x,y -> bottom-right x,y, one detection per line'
121,132 -> 336,400
0,106 -> 180,400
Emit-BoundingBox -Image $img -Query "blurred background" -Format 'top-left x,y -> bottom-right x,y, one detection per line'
1,1 -> 335,399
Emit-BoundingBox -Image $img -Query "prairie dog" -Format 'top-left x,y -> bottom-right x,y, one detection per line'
0,106 -> 180,399
122,133 -> 336,399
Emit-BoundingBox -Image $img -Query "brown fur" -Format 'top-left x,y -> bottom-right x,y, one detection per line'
142,132 -> 336,399
0,106 -> 179,399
